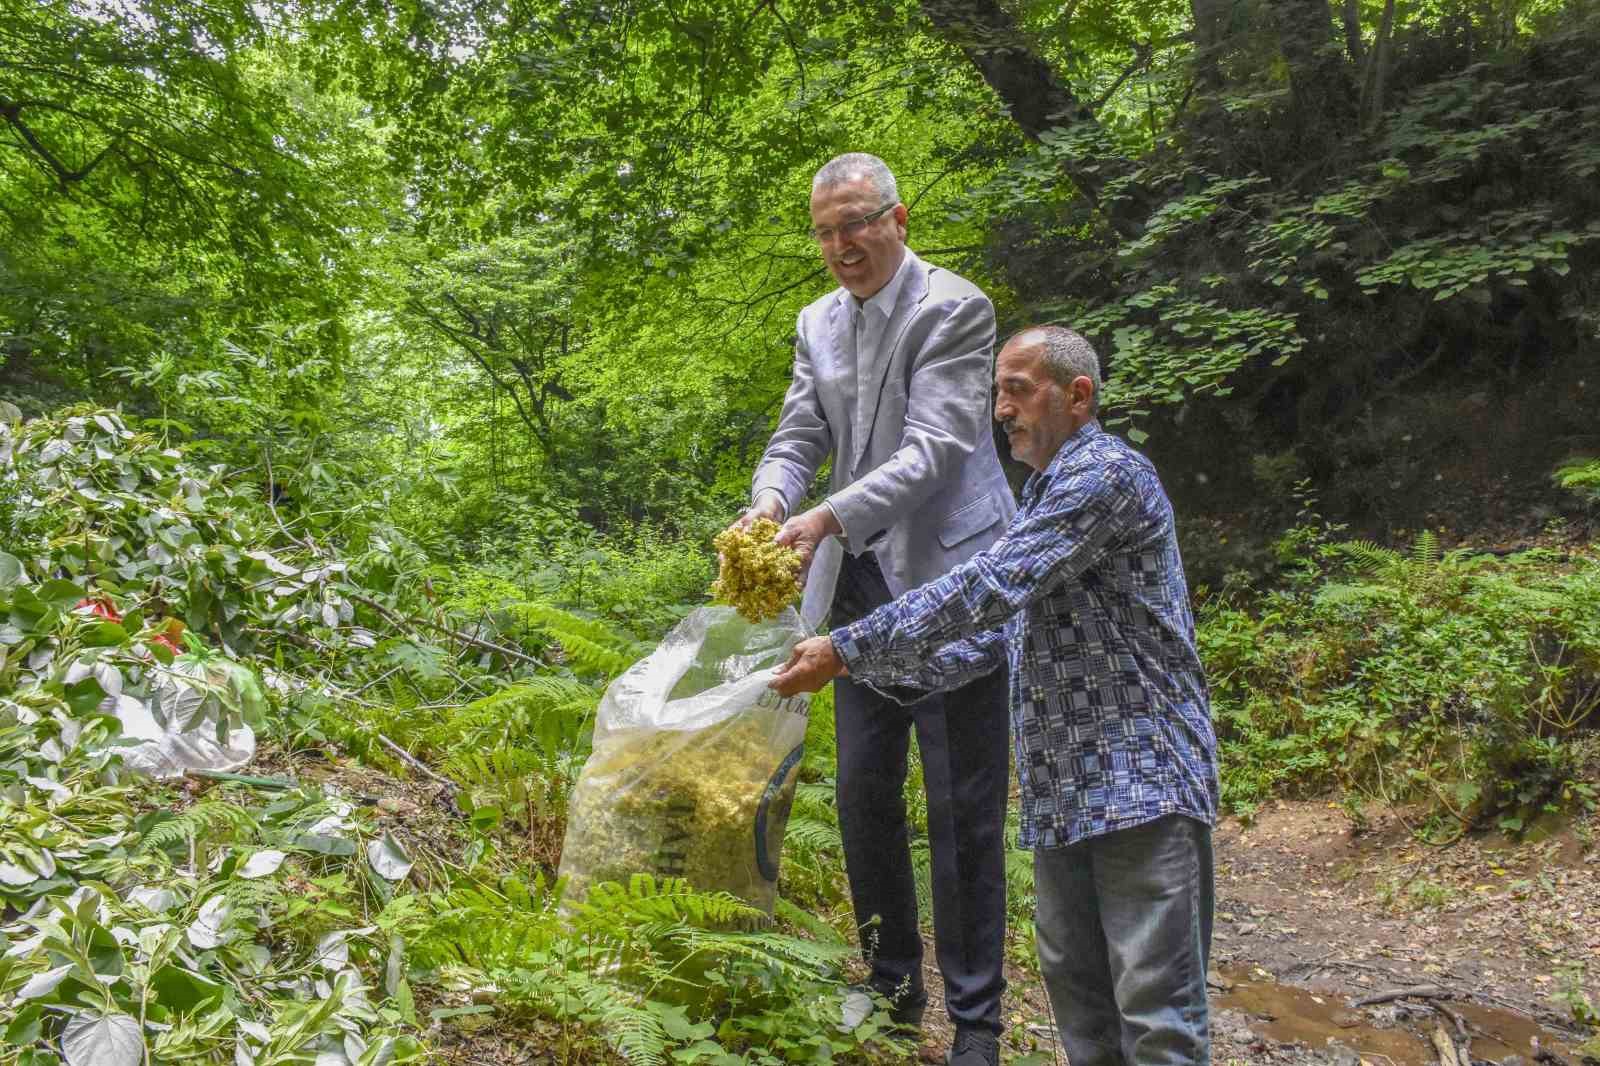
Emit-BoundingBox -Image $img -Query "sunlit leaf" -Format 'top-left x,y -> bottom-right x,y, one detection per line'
61,1011 -> 143,1066
366,834 -> 412,882
238,849 -> 287,879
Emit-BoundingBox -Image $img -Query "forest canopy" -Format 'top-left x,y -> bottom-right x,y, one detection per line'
6,0 -> 1596,554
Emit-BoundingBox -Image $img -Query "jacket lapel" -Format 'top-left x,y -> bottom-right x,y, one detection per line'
851,253 -> 930,471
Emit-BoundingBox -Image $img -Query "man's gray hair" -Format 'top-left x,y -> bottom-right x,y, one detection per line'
1008,326 -> 1102,414
812,152 -> 899,205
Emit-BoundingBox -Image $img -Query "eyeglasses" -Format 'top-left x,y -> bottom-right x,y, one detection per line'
808,202 -> 899,244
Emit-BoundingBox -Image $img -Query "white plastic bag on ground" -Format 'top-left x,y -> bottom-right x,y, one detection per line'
558,605 -> 810,912
113,657 -> 259,778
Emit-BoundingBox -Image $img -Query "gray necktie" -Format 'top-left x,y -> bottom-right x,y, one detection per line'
853,304 -> 874,452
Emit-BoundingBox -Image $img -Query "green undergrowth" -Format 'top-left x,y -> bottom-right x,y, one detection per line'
0,407 -> 906,1065
1202,523 -> 1600,838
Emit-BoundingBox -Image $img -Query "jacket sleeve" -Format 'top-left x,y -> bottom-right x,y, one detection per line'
825,290 -> 996,551
833,457 -> 1145,679
750,314 -> 834,516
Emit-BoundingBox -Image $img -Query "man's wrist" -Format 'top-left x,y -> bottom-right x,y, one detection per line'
751,489 -> 788,521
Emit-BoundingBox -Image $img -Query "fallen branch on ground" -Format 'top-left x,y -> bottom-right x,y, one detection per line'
348,592 -> 546,668
377,733 -> 465,818
1353,984 -> 1452,1006
1429,1022 -> 1462,1066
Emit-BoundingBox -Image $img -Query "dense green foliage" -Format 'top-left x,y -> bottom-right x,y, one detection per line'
7,0 -> 1598,537
1202,526 -> 1600,833
0,408 -> 915,1064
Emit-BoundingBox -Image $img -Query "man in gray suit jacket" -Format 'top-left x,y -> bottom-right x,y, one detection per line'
739,153 -> 1014,1066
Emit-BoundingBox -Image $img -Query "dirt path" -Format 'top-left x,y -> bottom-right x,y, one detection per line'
969,800 -> 1600,1066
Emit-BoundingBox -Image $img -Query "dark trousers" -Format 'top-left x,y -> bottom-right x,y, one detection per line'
831,550 -> 1010,1033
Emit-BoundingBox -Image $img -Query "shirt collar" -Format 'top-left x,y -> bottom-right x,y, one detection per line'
838,249 -> 913,320
1021,419 -> 1103,505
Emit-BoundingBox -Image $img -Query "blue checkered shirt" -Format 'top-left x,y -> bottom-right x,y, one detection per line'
830,421 -> 1219,849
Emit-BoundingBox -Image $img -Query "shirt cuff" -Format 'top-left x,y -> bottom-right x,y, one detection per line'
830,615 -> 888,678
751,488 -> 788,520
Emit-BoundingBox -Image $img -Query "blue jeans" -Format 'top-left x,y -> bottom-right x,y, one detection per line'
1033,815 -> 1214,1066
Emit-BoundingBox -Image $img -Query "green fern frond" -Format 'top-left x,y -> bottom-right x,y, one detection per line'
1411,529 -> 1441,568
442,746 -> 548,788
442,745 -> 573,819
550,630 -> 639,678
512,603 -> 652,678
793,781 -> 836,808
1313,582 -> 1396,608
789,783 -> 842,849
1004,846 -> 1035,897
139,800 -> 258,853
1554,456 -> 1600,502
605,1004 -> 670,1066
495,965 -> 669,1066
517,603 -> 648,653
773,896 -> 846,945
221,874 -> 283,913
1330,539 -> 1400,576
424,676 -> 598,754
781,814 -> 843,853
665,925 -> 849,979
460,674 -> 599,718
414,883 -> 561,968
571,874 -> 763,929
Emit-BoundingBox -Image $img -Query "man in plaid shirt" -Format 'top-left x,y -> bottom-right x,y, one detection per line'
772,325 -> 1220,1066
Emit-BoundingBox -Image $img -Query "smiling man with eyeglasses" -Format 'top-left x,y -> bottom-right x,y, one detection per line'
733,152 -> 1014,1066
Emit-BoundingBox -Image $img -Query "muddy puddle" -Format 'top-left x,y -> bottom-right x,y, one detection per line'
1215,964 -> 1576,1064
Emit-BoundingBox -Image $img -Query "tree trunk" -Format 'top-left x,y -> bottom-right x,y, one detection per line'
1269,0 -> 1359,155
1191,0 -> 1232,91
1342,0 -> 1365,63
918,0 -> 1151,237
1360,0 -> 1397,130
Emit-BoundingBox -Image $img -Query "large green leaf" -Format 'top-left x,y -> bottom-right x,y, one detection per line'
60,1012 -> 143,1066
0,552 -> 22,589
36,580 -> 86,610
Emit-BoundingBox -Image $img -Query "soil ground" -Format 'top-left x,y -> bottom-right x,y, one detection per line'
947,800 -> 1600,1066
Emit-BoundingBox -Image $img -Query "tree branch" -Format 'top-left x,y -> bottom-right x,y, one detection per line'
348,592 -> 547,669
0,97 -> 83,190
917,0 -> 1151,237
1091,42 -> 1155,111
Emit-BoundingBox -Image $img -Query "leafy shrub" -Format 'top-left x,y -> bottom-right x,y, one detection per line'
1201,529 -> 1600,833
1555,457 -> 1600,508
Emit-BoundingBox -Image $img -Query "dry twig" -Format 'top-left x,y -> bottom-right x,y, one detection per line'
1353,984 -> 1452,1007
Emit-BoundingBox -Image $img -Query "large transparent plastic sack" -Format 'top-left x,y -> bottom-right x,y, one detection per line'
558,605 -> 810,913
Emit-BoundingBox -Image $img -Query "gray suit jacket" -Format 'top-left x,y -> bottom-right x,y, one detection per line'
752,251 -> 1016,628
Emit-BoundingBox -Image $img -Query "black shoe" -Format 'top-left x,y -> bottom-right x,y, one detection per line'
838,983 -> 927,1032
945,1026 -> 999,1066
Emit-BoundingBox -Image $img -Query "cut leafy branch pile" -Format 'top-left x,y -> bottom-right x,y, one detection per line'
0,409 -> 429,1064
